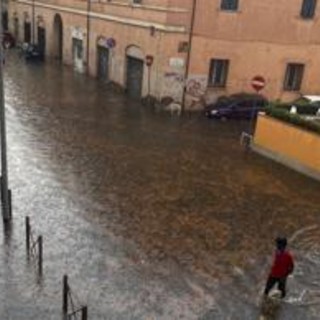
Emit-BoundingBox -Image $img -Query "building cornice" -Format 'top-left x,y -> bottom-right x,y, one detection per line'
106,0 -> 188,14
16,0 -> 187,33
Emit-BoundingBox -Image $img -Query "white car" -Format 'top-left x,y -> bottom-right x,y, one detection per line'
293,95 -> 320,105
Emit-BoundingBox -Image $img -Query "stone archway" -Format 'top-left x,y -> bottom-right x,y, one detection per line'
13,16 -> 19,40
125,45 -> 144,98
37,17 -> 46,58
53,14 -> 63,60
23,13 -> 31,43
96,36 -> 110,82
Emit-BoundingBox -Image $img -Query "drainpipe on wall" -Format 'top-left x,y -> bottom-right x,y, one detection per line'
182,0 -> 197,113
32,0 -> 35,44
86,0 -> 91,75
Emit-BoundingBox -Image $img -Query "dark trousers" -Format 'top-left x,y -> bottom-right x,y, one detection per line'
264,276 -> 287,298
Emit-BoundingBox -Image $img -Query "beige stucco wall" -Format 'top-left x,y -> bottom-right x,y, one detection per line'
10,0 -> 320,108
188,36 -> 320,104
9,0 -> 190,100
187,0 -> 320,105
194,0 -> 320,45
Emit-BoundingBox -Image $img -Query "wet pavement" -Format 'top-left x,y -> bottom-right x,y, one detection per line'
0,52 -> 319,319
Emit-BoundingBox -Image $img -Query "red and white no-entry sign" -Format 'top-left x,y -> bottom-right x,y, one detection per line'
251,75 -> 266,92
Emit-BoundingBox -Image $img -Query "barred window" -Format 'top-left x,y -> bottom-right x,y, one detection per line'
301,0 -> 317,18
209,59 -> 229,87
284,63 -> 304,91
221,0 -> 239,11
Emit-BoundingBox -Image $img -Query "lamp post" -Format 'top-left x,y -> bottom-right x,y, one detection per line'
86,0 -> 91,74
0,2 -> 11,222
182,0 -> 197,113
32,0 -> 35,44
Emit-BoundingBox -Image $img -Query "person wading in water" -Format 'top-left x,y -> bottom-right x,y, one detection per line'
264,237 -> 294,299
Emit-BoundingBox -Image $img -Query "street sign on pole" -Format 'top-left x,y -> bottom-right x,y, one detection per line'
251,75 -> 266,92
248,75 -> 266,136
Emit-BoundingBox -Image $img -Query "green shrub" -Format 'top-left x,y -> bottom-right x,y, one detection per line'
265,106 -> 320,135
274,103 -> 319,115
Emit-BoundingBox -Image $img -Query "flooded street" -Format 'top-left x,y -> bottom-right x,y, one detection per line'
0,52 -> 319,319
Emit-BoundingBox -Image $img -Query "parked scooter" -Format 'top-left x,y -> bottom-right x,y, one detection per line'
20,43 -> 44,62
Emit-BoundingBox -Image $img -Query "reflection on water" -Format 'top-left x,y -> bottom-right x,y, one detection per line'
0,52 -> 319,319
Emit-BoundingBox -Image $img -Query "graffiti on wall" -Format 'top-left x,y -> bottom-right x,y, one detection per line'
186,75 -> 207,98
162,73 -> 208,105
162,72 -> 185,102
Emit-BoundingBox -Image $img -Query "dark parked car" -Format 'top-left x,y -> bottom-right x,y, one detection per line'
2,32 -> 15,48
204,93 -> 268,119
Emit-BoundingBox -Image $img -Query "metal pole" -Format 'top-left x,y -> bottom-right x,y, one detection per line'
63,275 -> 68,319
0,6 -> 10,222
147,65 -> 151,96
26,216 -> 30,254
81,306 -> 88,320
249,94 -> 258,135
38,235 -> 43,275
182,0 -> 197,113
86,0 -> 91,74
0,176 -> 3,202
8,188 -> 11,218
32,0 -> 35,44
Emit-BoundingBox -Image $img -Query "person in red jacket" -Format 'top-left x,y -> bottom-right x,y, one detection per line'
264,237 -> 294,298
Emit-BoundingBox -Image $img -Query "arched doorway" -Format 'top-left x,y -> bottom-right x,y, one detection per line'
24,13 -> 31,43
13,16 -> 19,40
71,27 -> 84,73
2,10 -> 8,31
126,45 -> 144,99
37,18 -> 46,58
53,14 -> 63,60
96,36 -> 110,83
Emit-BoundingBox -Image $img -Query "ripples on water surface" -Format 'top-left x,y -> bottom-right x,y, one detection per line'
0,53 -> 319,319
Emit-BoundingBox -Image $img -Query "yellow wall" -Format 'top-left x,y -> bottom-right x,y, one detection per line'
253,114 -> 320,179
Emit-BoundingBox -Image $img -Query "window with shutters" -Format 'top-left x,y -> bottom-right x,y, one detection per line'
221,0 -> 239,11
208,59 -> 229,87
301,0 -> 317,18
284,63 -> 304,91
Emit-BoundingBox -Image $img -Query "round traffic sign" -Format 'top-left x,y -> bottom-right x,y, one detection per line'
106,38 -> 116,49
251,75 -> 266,92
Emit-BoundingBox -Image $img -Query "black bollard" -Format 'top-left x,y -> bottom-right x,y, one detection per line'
26,216 -> 30,256
38,235 -> 43,275
0,176 -> 2,202
81,306 -> 88,320
63,275 -> 68,319
8,189 -> 12,218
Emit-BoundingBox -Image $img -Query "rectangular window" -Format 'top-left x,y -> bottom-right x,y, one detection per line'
24,22 -> 31,43
209,59 -> 229,87
221,0 -> 239,11
301,0 -> 317,18
284,63 -> 304,91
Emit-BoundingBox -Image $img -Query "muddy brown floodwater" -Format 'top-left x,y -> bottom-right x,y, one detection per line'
0,52 -> 319,319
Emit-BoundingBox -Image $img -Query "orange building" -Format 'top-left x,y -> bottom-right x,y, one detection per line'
8,0 -> 320,109
9,0 -> 192,104
190,0 -> 320,106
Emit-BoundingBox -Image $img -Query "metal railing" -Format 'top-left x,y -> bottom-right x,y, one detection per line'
63,275 -> 88,320
26,216 -> 43,275
240,131 -> 252,149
